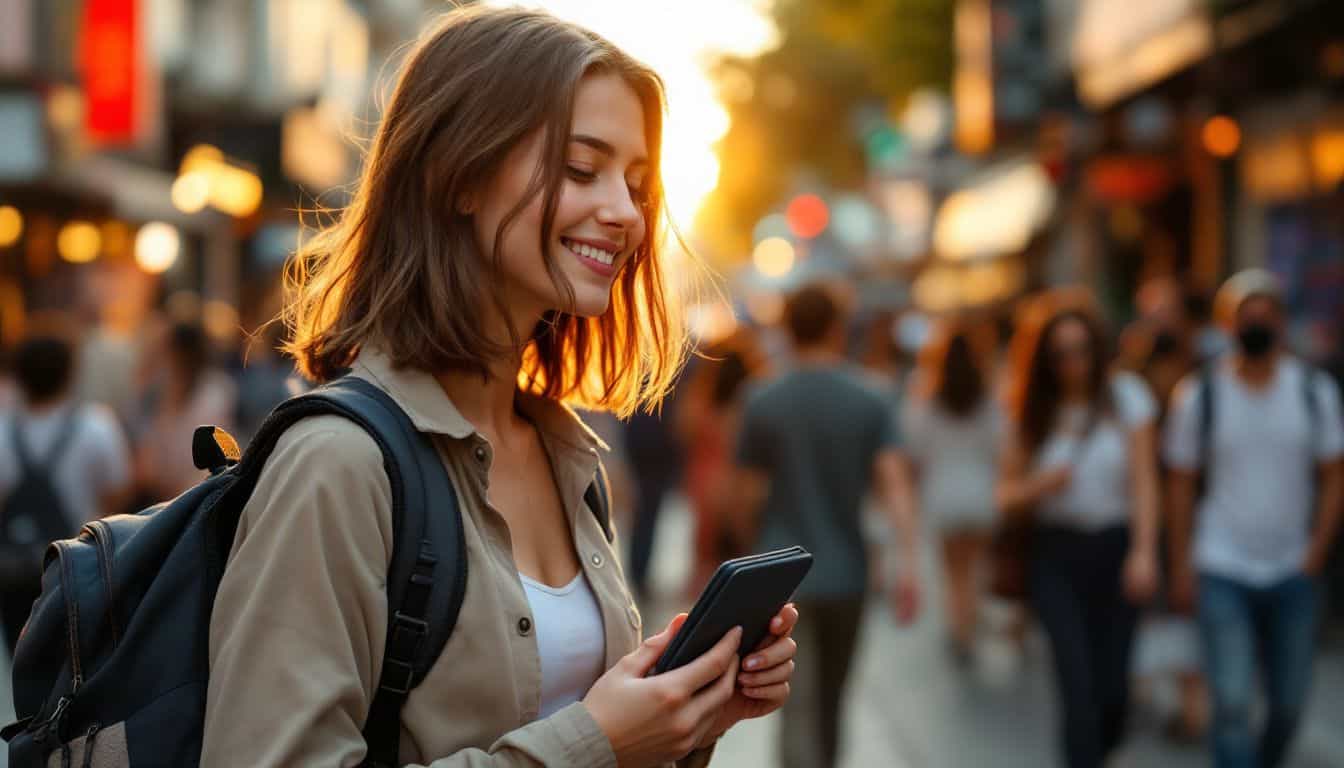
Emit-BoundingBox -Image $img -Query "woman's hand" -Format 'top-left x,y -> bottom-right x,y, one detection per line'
1036,464 -> 1073,496
1123,546 -> 1158,605
583,615 -> 740,768
889,567 -> 921,625
1169,564 -> 1197,614
700,603 -> 800,746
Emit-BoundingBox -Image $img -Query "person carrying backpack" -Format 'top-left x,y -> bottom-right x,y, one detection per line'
0,328 -> 131,654
1165,269 -> 1344,768
4,8 -> 800,768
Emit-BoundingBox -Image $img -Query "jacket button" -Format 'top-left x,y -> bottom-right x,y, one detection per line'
590,552 -> 604,567
474,446 -> 488,463
517,616 -> 532,636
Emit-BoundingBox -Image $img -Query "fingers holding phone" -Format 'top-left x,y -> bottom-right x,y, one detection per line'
738,602 -> 798,696
584,617 -> 742,766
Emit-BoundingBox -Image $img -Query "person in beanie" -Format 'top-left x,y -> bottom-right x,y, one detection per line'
1165,269 -> 1344,768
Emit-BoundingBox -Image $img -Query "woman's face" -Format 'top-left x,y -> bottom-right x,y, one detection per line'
473,72 -> 650,324
1048,316 -> 1093,388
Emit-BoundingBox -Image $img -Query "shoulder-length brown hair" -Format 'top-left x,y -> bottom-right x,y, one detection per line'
283,6 -> 688,417
1006,290 -> 1114,458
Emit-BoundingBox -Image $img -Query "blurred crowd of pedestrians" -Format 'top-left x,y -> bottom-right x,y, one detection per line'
0,267 -> 1340,768
0,301 -> 299,655
599,270 -> 1342,768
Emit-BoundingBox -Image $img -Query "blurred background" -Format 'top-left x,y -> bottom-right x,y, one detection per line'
0,0 -> 1342,766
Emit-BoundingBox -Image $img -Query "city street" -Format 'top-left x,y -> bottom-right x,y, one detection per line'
642,498 -> 1344,768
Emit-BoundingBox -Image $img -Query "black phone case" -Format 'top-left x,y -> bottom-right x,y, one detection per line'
652,547 -> 813,676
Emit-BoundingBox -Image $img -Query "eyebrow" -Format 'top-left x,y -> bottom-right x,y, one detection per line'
571,134 -> 648,168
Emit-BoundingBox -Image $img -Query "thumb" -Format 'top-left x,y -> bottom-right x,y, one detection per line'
625,613 -> 688,675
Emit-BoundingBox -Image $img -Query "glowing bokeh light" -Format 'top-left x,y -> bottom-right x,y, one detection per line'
172,172 -> 211,214
0,206 -> 23,248
786,194 -> 829,240
135,222 -> 181,274
752,237 -> 796,278
1203,115 -> 1241,158
57,221 -> 101,263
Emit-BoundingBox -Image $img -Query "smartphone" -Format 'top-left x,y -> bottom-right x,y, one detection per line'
651,547 -> 813,676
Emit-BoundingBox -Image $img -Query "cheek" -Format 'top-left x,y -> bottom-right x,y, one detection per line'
488,196 -> 547,264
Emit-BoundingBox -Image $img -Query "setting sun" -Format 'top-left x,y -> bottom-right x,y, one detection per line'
491,1 -> 777,233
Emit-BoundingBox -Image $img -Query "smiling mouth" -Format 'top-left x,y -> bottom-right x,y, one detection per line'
560,236 -> 618,266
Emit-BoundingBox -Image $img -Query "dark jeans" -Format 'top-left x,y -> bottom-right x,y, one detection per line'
1030,524 -> 1138,768
626,467 -> 675,598
779,597 -> 864,768
1198,571 -> 1319,768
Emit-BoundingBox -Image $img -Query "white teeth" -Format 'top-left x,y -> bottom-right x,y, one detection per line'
565,239 -> 615,266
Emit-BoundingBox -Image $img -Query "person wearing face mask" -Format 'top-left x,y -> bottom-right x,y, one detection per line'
1164,269 -> 1344,768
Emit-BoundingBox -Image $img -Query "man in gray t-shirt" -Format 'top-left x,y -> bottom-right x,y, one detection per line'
733,284 -> 918,768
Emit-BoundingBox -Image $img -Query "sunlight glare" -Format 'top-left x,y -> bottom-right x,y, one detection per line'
489,1 -> 777,233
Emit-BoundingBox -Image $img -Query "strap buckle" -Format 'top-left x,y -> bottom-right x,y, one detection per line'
392,611 -> 429,635
379,659 -> 415,695
380,611 -> 429,695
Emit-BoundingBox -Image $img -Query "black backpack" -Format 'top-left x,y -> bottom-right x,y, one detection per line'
2,376 -> 612,768
1,411 -> 81,592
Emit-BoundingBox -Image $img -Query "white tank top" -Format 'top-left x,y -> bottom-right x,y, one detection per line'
519,571 -> 607,718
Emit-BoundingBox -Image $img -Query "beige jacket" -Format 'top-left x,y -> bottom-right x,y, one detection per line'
202,351 -> 713,768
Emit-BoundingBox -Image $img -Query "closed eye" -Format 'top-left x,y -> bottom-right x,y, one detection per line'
567,166 -> 596,182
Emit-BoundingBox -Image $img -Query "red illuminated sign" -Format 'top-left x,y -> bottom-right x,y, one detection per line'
80,0 -> 139,145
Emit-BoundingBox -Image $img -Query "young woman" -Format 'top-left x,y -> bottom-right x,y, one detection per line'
902,321 -> 1002,663
201,8 -> 798,767
997,293 -> 1159,768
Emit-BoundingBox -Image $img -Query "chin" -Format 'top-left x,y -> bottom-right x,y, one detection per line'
570,289 -> 613,318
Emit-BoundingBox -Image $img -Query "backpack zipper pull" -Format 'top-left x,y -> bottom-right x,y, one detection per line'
33,695 -> 72,745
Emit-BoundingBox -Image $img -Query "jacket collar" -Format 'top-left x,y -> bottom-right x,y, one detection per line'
351,349 -> 609,454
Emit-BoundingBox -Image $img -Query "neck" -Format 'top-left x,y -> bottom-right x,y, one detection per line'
793,342 -> 842,366
21,396 -> 66,414
1060,380 -> 1092,404
435,300 -> 541,439
1235,352 -> 1279,387
435,361 -> 524,440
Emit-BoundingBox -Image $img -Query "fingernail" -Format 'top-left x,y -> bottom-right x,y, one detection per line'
745,656 -> 760,670
771,617 -> 782,630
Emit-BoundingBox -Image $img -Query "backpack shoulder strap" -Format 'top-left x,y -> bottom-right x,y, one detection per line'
9,406 -> 80,477
242,376 -> 465,768
8,413 -> 33,475
1301,363 -> 1322,423
1198,362 -> 1217,475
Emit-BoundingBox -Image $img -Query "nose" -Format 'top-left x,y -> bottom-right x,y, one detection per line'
596,178 -> 643,231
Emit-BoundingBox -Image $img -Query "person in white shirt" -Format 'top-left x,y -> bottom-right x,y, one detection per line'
1165,269 -> 1344,768
902,321 -> 1003,662
998,292 -> 1160,768
0,329 -> 132,651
